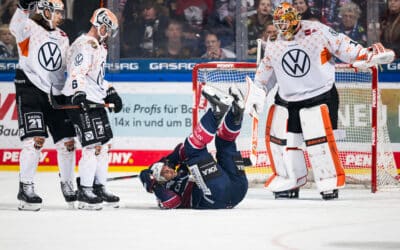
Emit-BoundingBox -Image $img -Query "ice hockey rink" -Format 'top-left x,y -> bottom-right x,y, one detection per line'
0,171 -> 399,250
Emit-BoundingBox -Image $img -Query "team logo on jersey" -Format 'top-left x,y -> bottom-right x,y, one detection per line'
329,28 -> 339,36
74,53 -> 83,66
281,49 -> 310,77
38,42 -> 62,71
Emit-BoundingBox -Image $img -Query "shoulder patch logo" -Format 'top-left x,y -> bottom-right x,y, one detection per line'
74,53 -> 83,66
328,28 -> 338,36
88,40 -> 98,49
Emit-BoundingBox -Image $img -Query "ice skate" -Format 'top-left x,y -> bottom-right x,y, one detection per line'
77,186 -> 103,210
93,184 -> 120,208
273,188 -> 299,199
201,85 -> 233,123
229,85 -> 245,125
17,182 -> 42,211
320,189 -> 339,200
60,181 -> 77,209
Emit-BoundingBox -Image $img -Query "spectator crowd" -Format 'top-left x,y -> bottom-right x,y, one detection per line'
0,0 -> 399,60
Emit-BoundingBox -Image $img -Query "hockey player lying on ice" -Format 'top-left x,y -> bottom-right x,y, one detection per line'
140,85 -> 248,209
245,2 -> 395,200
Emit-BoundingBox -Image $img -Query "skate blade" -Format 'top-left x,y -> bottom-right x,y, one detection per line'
202,85 -> 234,105
78,201 -> 102,210
18,201 -> 41,211
103,201 -> 120,208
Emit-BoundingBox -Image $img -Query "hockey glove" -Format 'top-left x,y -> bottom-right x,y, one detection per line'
104,87 -> 123,113
19,0 -> 37,10
244,76 -> 266,116
71,91 -> 89,111
161,143 -> 186,168
140,169 -> 157,193
354,43 -> 395,69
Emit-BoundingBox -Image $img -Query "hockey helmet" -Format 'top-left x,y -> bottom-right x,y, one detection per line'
150,162 -> 167,182
90,8 -> 119,42
37,0 -> 64,29
273,2 -> 301,40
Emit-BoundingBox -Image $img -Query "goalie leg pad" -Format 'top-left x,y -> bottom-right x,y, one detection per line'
299,104 -> 345,192
266,133 -> 308,192
264,105 -> 308,191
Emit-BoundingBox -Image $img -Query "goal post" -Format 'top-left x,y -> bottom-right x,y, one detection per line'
192,62 -> 400,192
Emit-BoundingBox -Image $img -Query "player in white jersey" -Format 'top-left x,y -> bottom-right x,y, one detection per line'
61,8 -> 122,210
245,2 -> 395,200
10,0 -> 77,211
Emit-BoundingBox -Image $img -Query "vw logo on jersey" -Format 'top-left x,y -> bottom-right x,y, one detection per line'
281,49 -> 310,78
38,42 -> 62,71
74,53 -> 83,66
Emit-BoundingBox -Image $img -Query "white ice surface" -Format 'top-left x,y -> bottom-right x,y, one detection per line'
0,172 -> 399,250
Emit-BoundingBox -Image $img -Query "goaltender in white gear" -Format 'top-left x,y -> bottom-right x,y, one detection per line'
245,2 -> 395,200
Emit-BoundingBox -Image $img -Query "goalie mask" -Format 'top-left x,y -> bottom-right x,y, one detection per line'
37,0 -> 65,29
273,2 -> 301,40
90,8 -> 119,43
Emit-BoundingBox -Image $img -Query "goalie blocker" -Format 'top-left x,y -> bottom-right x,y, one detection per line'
264,88 -> 345,200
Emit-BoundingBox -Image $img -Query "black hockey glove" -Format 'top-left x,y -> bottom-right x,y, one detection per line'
104,87 -> 123,113
140,169 -> 156,193
71,91 -> 89,111
19,0 -> 37,10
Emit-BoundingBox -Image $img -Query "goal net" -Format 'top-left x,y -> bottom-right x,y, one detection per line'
192,62 -> 400,192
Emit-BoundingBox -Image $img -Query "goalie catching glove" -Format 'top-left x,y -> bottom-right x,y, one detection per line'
104,87 -> 123,113
244,76 -> 267,115
353,42 -> 395,69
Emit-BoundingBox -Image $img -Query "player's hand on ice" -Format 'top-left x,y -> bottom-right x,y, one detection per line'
71,91 -> 89,111
354,43 -> 395,69
104,87 -> 123,113
140,169 -> 157,193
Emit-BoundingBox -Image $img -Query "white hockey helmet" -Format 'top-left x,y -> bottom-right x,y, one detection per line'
37,0 -> 65,29
150,162 -> 167,182
90,8 -> 119,42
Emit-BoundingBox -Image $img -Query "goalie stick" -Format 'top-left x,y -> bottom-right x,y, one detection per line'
247,39 -> 265,166
106,158 -> 255,182
49,84 -> 115,110
107,174 -> 139,181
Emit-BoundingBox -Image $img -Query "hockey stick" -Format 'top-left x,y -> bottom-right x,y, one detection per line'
247,39 -> 264,166
107,174 -> 139,181
49,84 -> 115,110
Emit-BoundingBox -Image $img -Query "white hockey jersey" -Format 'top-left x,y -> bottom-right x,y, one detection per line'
255,20 -> 363,102
10,8 -> 69,95
62,34 -> 109,104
